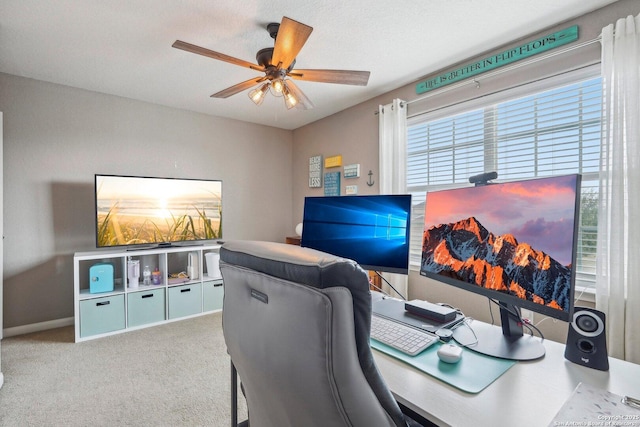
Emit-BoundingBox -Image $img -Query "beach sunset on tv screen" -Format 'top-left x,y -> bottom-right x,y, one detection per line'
96,175 -> 222,248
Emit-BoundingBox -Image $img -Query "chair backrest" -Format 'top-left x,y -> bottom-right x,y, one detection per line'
220,240 -> 408,427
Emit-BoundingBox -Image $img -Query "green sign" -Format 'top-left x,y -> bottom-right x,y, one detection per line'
416,25 -> 579,94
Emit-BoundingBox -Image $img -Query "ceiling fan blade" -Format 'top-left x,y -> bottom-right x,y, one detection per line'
289,69 -> 370,86
172,40 -> 265,72
272,17 -> 313,70
211,77 -> 267,98
284,79 -> 314,110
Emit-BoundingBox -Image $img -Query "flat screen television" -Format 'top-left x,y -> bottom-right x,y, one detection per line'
301,194 -> 412,274
420,174 -> 581,360
95,174 -> 222,248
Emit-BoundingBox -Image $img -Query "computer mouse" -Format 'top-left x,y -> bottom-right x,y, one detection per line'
437,343 -> 463,364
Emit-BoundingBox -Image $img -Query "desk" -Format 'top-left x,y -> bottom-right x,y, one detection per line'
374,330 -> 640,427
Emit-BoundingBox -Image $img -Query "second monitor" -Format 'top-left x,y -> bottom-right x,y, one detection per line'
301,194 -> 412,275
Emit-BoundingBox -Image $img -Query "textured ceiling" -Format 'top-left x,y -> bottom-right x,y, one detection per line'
0,0 -> 619,130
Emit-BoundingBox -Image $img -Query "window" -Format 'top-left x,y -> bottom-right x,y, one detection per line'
407,71 -> 602,291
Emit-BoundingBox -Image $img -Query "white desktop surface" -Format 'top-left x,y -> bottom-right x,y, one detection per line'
374,325 -> 640,427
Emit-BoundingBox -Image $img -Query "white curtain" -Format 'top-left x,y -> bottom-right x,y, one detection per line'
596,14 -> 640,364
378,99 -> 408,299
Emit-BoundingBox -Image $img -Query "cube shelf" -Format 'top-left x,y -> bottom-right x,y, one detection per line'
73,244 -> 223,342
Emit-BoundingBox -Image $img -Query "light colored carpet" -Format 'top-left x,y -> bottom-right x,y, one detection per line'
0,312 -> 247,426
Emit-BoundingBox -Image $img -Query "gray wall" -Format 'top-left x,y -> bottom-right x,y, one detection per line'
1,73 -> 293,329
291,0 -> 638,344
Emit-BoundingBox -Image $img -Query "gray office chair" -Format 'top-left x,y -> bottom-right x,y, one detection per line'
220,240 -> 425,427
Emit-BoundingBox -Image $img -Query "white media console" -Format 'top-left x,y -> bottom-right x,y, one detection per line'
73,244 -> 223,342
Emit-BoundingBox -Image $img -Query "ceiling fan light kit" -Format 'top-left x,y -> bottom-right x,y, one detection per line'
172,16 -> 370,111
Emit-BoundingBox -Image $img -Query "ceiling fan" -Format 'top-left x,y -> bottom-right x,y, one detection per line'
172,16 -> 370,110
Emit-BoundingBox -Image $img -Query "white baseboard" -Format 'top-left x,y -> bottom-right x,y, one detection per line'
2,317 -> 74,338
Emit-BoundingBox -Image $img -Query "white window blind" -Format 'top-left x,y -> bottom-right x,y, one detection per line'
407,73 -> 602,290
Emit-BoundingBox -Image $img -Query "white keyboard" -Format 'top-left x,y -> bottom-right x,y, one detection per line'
370,314 -> 438,356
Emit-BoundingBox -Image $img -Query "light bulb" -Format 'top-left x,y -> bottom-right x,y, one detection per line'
283,84 -> 298,109
272,78 -> 284,94
282,79 -> 314,110
248,83 -> 270,105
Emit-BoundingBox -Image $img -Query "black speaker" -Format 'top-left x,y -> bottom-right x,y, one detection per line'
564,307 -> 609,371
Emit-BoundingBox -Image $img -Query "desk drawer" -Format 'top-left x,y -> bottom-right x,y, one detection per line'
79,294 -> 125,338
168,283 -> 202,319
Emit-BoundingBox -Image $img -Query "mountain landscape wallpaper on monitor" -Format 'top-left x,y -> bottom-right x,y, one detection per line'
421,175 -> 580,313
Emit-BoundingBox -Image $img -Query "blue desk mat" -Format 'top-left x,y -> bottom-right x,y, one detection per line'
371,339 -> 516,394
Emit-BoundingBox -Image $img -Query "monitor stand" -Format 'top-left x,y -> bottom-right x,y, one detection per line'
453,302 -> 545,361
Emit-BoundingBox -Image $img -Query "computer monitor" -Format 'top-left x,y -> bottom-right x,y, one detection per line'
301,194 -> 412,275
420,174 -> 581,360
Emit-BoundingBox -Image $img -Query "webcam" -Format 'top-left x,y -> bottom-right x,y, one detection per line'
469,171 -> 498,186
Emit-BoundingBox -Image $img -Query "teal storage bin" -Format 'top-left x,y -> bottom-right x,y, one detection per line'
79,294 -> 125,338
127,288 -> 166,327
203,281 -> 224,312
168,283 -> 202,319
